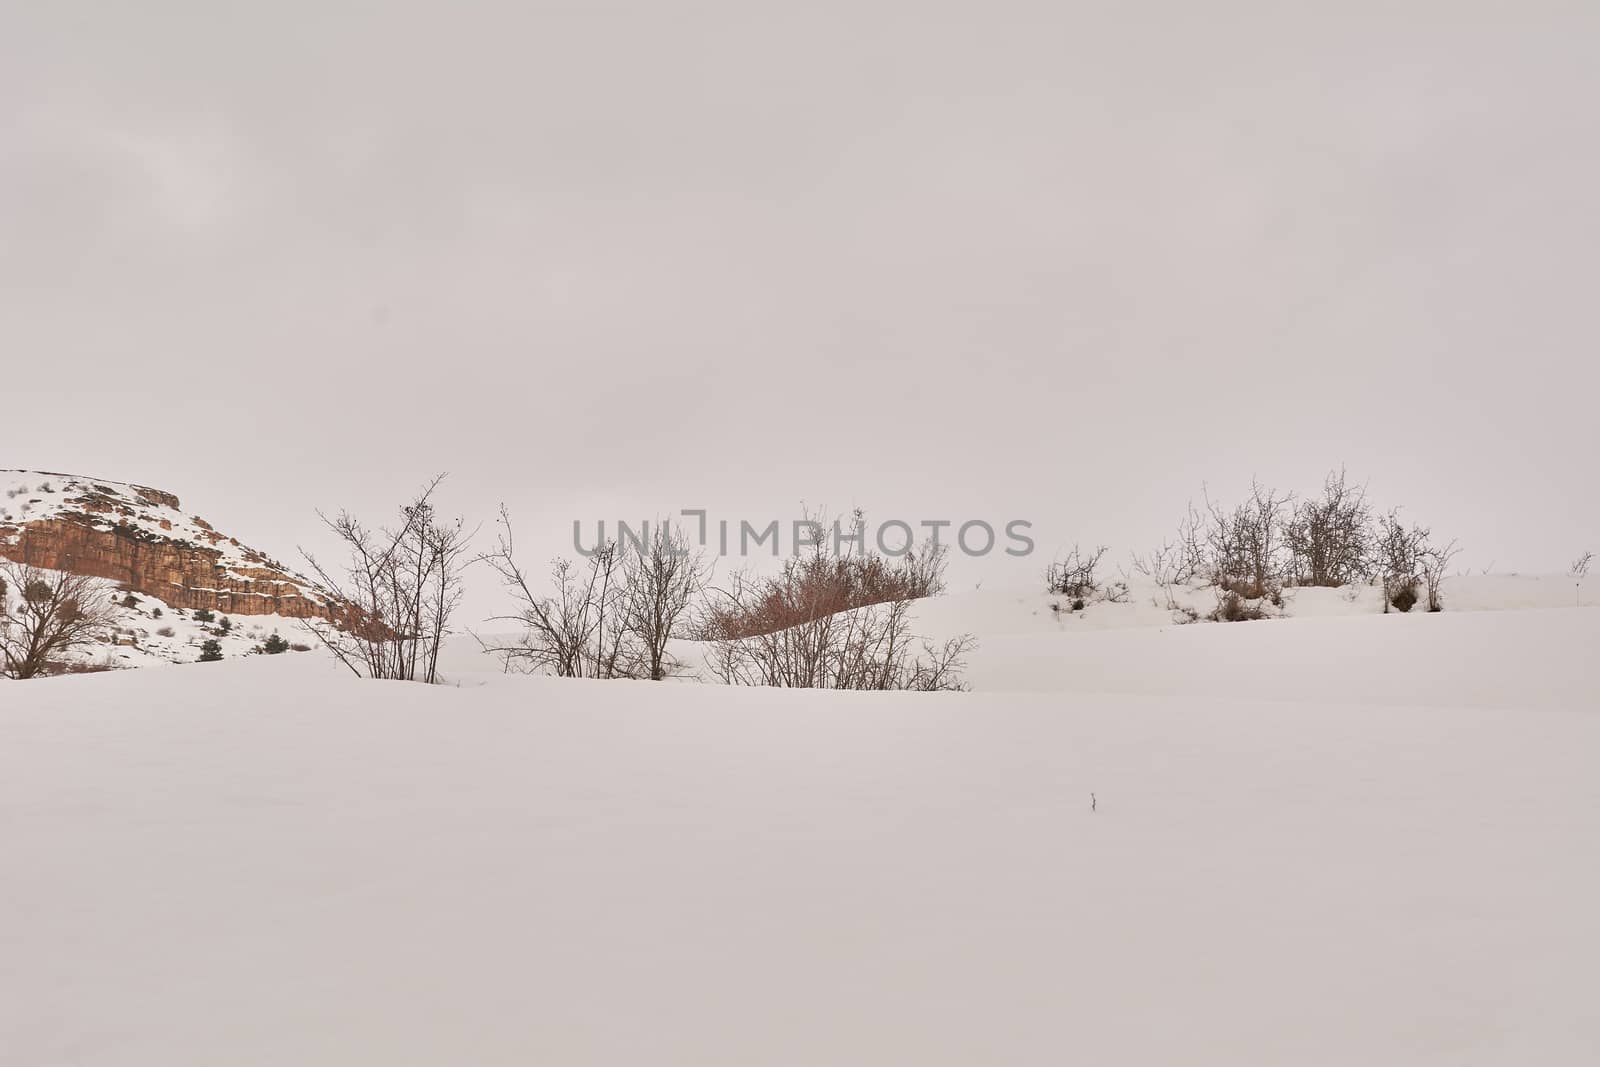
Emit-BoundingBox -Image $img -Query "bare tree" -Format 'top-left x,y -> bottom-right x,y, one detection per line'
1284,468 -> 1374,587
0,561 -> 117,679
476,509 -> 634,678
298,475 -> 473,683
621,520 -> 710,680
1205,480 -> 1292,598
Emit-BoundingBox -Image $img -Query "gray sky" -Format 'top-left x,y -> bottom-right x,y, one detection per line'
4,1 -> 1596,617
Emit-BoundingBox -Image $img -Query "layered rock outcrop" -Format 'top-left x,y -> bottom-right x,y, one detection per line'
0,471 -> 335,620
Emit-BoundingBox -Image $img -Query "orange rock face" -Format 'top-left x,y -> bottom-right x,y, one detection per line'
0,517 -> 334,620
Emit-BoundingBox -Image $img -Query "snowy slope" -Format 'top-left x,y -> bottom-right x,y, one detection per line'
0,467 -> 329,627
79,584 -> 313,668
0,559 -> 314,670
3,607 -> 1597,1065
602,572 -> 1592,695
1,470 -> 326,669
895,575 -> 1598,704
0,470 -> 316,590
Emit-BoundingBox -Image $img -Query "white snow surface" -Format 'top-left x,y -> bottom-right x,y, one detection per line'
3,596 -> 1598,1065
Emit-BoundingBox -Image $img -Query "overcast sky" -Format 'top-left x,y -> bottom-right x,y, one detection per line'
4,1 -> 1596,617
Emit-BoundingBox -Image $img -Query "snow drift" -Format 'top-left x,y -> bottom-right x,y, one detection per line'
3,603 -> 1597,1065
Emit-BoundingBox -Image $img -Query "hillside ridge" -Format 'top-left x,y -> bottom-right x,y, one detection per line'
0,469 -> 334,620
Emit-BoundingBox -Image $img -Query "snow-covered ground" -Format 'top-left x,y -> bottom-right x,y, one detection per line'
3,599 -> 1597,1064
0,575 -> 312,670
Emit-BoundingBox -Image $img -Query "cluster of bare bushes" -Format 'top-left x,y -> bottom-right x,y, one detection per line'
0,561 -> 119,679
698,515 -> 969,690
476,513 -> 710,681
299,475 -> 473,683
476,507 -> 970,691
1201,471 -> 1458,615
285,482 -> 967,691
1115,468 -> 1463,620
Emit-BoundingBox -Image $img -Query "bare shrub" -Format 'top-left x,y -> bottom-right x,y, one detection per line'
156,625 -> 176,638
703,586 -> 972,691
299,475 -> 473,683
1388,582 -> 1419,613
1375,510 -> 1428,613
621,520 -> 711,680
1174,502 -> 1208,584
706,510 -> 948,641
1045,544 -> 1107,598
1132,542 -> 1179,599
477,512 -> 632,678
1205,481 -> 1291,599
480,514 -> 713,681
1133,529 -> 1204,611
0,562 -> 118,679
699,511 -> 969,691
1420,540 -> 1460,613
1284,468 -> 1374,586
1209,589 -> 1267,623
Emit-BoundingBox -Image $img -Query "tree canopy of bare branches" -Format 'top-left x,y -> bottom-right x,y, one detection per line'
622,520 -> 712,681
1284,468 -> 1374,587
1205,480 -> 1292,598
0,561 -> 117,679
478,512 -> 709,680
298,475 -> 472,683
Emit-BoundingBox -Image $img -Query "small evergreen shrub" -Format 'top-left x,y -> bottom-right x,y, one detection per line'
199,639 -> 223,662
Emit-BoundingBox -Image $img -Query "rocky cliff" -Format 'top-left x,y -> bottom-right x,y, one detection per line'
0,471 -> 336,620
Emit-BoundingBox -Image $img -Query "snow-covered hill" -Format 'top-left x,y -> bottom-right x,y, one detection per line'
591,571 -> 1589,694
3,604 -> 1596,1064
69,582 -> 314,670
0,469 -> 333,621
